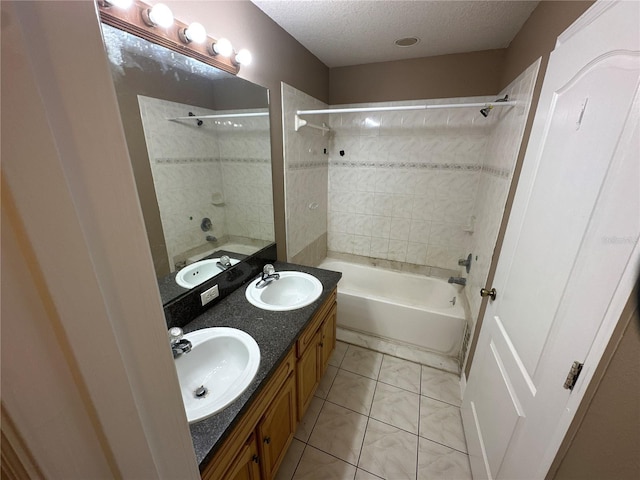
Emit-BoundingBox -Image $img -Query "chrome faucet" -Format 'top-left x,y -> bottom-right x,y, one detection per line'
169,327 -> 192,358
255,264 -> 280,289
448,277 -> 467,286
217,255 -> 232,270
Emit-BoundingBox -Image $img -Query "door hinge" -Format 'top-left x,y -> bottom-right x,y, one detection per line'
563,361 -> 584,391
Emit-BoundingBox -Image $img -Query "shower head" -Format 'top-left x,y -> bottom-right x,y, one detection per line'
479,95 -> 510,117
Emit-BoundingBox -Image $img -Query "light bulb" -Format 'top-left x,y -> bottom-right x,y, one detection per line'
234,49 -> 252,66
148,3 -> 173,28
184,22 -> 207,43
212,38 -> 233,57
106,0 -> 133,8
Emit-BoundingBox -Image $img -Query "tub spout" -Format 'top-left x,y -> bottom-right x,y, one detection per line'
448,277 -> 466,286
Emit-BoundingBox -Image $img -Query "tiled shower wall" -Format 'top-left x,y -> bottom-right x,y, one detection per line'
327,96 -> 496,273
282,83 -> 330,265
282,61 -> 538,334
138,96 -> 272,271
464,60 -> 540,332
216,111 -> 274,243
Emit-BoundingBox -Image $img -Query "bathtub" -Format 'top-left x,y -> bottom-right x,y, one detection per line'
318,259 -> 466,358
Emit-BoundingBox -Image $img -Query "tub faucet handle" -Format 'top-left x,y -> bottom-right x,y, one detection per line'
458,254 -> 473,273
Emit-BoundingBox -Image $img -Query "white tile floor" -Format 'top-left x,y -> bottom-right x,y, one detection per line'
276,342 -> 472,480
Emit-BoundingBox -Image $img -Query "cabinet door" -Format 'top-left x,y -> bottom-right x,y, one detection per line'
258,373 -> 296,480
296,329 -> 320,419
319,304 -> 337,377
221,433 -> 261,480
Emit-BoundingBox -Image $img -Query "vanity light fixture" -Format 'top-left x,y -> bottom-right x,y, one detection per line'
103,0 -> 133,8
209,37 -> 233,57
179,22 -> 207,44
142,3 -> 174,28
99,0 -> 250,74
234,49 -> 252,66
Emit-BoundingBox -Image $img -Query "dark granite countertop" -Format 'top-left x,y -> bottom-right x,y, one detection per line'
181,261 -> 342,470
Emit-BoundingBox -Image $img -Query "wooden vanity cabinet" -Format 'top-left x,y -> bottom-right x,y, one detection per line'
201,288 -> 337,480
257,373 -> 296,478
296,289 -> 337,419
320,304 -> 337,370
223,433 -> 261,480
201,350 -> 296,480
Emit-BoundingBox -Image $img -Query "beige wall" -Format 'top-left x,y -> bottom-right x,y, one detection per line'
499,1 -> 595,89
168,1 -> 330,260
329,49 -> 505,105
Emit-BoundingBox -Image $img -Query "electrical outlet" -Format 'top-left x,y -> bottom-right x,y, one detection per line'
200,284 -> 219,306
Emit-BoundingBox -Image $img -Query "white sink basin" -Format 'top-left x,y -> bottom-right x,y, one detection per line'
245,271 -> 323,311
175,257 -> 240,289
174,327 -> 260,423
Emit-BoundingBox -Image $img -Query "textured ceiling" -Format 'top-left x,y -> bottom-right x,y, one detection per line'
251,1 -> 539,67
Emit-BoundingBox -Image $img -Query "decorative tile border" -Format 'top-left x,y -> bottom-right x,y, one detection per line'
155,157 -> 218,165
328,160 -> 481,172
155,157 -> 269,165
220,157 -> 270,164
481,165 -> 511,178
326,160 -> 511,177
288,160 -> 329,170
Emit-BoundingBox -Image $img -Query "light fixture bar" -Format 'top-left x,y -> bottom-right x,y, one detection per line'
297,101 -> 517,116
168,112 -> 269,121
98,0 -> 240,75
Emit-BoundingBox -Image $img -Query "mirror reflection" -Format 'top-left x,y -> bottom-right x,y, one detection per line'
101,24 -> 275,304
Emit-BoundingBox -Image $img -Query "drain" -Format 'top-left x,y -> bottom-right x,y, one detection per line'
194,385 -> 208,398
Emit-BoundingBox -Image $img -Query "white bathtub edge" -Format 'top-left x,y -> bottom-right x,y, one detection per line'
337,327 -> 461,374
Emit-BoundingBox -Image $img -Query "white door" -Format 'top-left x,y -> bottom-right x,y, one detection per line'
461,2 -> 640,479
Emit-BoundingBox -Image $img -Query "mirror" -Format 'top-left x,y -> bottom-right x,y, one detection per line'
101,23 -> 275,305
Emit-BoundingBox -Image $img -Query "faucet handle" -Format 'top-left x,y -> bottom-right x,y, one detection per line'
263,264 -> 275,276
458,254 -> 473,273
168,327 -> 183,344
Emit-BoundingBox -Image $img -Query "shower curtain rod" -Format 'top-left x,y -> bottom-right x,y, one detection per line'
168,112 -> 269,121
294,115 -> 331,135
296,100 -> 517,116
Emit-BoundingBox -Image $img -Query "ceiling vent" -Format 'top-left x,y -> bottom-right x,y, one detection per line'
394,37 -> 420,48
